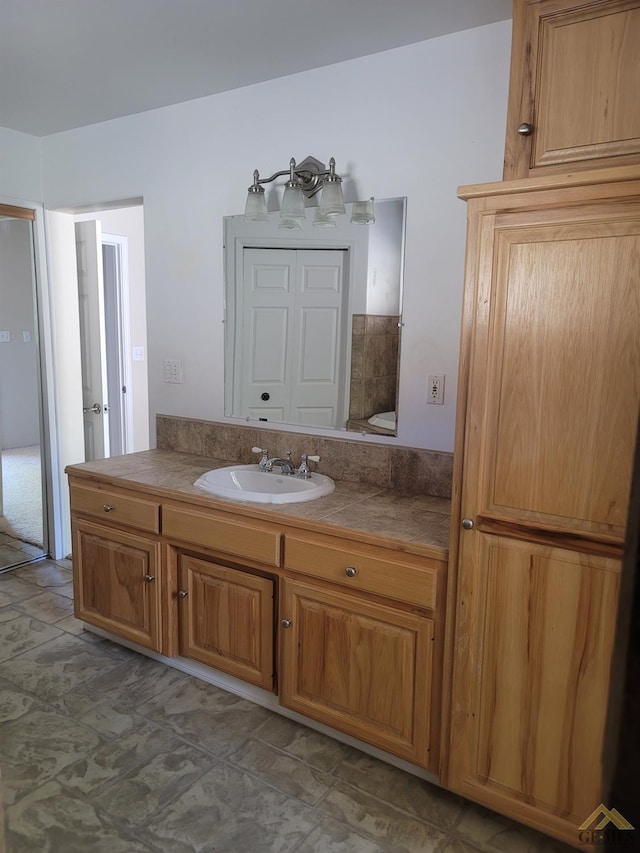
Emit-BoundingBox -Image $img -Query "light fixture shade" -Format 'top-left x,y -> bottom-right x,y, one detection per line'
278,217 -> 304,230
313,208 -> 337,228
350,197 -> 376,224
280,182 -> 306,219
245,189 -> 268,221
318,178 -> 345,216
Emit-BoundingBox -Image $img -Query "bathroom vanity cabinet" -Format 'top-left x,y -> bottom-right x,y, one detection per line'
67,465 -> 446,773
70,482 -> 163,651
445,168 -> 640,846
504,0 -> 640,180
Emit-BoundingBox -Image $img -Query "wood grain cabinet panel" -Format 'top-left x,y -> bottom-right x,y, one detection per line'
163,504 -> 281,566
504,0 -> 640,179
284,533 -> 439,610
446,176 -> 640,845
280,578 -> 434,767
177,554 -> 274,691
70,482 -> 160,533
72,518 -> 162,651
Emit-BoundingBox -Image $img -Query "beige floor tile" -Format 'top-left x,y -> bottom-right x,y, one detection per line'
295,816 -> 385,852
13,590 -> 74,624
228,737 -> 335,805
319,780 -> 447,852
456,803 -> 576,852
5,780 -> 152,853
144,762 -> 320,853
256,714 -> 351,772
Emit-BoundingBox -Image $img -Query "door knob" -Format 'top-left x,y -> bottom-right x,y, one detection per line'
177,590 -> 188,598
281,619 -> 292,628
83,403 -> 102,414
345,566 -> 358,577
144,574 -> 155,583
462,518 -> 474,530
517,122 -> 533,136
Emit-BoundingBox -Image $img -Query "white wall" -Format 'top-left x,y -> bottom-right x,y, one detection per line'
41,21 -> 511,452
0,220 -> 40,447
0,128 -> 42,202
74,206 -> 150,452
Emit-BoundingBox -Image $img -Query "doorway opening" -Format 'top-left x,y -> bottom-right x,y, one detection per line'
73,203 -> 149,462
0,207 -> 49,571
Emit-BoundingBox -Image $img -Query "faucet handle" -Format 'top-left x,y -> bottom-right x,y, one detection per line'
307,455 -> 320,463
252,447 -> 269,471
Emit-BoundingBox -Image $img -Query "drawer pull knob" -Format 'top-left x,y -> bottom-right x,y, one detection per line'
345,566 -> 358,578
281,618 -> 292,628
178,590 -> 188,598
103,504 -> 114,512
517,122 -> 533,136
462,518 -> 474,530
144,574 -> 155,583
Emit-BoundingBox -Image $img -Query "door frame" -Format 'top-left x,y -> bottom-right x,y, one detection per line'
1,199 -> 58,559
102,233 -> 133,455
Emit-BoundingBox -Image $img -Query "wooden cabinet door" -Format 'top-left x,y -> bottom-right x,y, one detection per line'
72,518 -> 162,651
280,578 -> 434,767
448,191 -> 640,843
504,0 -> 640,178
178,554 -> 274,691
450,535 -> 620,841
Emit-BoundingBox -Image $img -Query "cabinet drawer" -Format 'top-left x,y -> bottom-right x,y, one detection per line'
163,504 -> 281,567
284,534 -> 439,609
70,482 -> 160,534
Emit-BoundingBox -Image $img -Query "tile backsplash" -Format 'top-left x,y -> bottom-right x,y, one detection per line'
156,415 -> 452,498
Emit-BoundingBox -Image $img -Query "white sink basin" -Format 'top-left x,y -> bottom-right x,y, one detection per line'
194,464 -> 335,504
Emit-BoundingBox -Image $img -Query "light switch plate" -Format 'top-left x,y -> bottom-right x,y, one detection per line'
0,331 -> 10,343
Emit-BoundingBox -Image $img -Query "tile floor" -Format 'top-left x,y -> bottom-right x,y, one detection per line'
0,532 -> 46,573
0,559 -> 576,853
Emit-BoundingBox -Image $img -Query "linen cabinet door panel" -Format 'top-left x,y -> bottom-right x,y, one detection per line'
505,0 -> 640,178
471,210 -> 640,543
450,534 -> 620,839
178,555 -> 274,691
72,518 -> 162,651
280,578 -> 433,767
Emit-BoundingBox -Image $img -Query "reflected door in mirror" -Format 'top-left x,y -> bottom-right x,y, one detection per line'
234,248 -> 347,428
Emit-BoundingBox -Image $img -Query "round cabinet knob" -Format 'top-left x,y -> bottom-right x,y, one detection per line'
177,590 -> 188,598
103,504 -> 113,513
517,122 -> 533,136
144,574 -> 155,583
281,619 -> 292,628
462,518 -> 474,530
345,566 -> 358,578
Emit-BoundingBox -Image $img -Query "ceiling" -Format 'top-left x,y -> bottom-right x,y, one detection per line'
0,0 -> 512,137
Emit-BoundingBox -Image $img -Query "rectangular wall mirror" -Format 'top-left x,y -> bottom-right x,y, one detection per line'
223,197 -> 406,437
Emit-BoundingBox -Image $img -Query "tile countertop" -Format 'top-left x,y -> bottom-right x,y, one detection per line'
66,449 -> 451,560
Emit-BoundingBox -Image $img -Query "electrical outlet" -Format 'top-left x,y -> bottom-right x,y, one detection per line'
0,331 -> 10,343
427,373 -> 445,405
163,359 -> 183,384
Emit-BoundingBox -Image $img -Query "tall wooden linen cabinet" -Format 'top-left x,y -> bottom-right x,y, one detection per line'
444,167 -> 640,847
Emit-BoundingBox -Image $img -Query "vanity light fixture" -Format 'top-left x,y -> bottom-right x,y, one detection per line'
245,155 -> 347,225
351,197 -> 376,224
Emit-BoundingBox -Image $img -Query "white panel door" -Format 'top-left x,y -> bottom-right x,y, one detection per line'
240,248 -> 295,421
75,221 -> 109,461
239,248 -> 346,427
291,250 -> 345,427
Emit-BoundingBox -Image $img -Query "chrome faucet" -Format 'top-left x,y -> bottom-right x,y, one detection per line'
265,451 -> 294,475
252,447 -> 320,477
